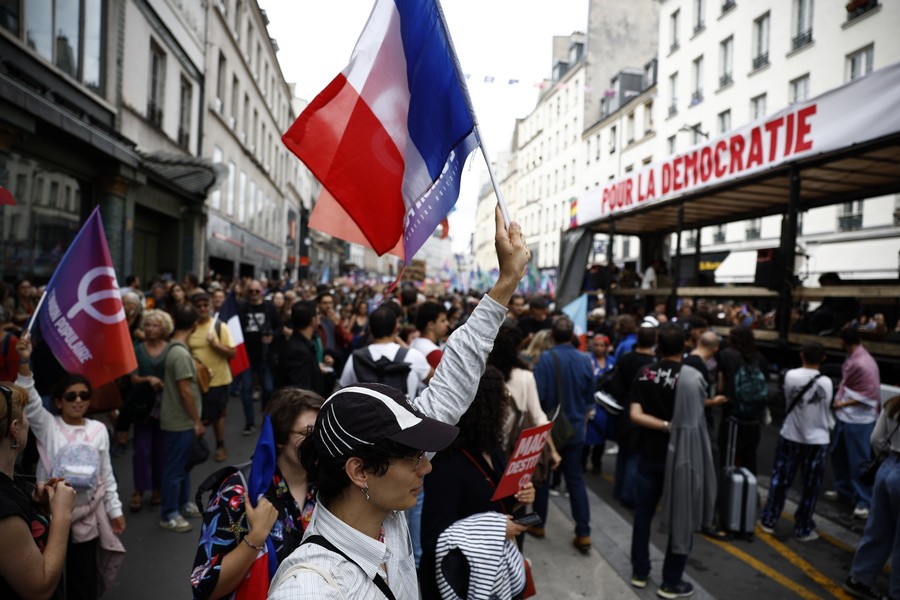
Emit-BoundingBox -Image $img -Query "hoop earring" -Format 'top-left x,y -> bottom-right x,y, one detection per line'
361,485 -> 373,503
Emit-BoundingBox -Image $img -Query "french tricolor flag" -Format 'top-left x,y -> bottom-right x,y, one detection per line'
282,0 -> 479,262
218,292 -> 250,377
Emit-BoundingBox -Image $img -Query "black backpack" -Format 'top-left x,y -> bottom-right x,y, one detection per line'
194,461 -> 251,513
352,347 -> 411,395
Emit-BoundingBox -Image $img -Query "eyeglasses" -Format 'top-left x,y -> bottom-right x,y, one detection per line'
0,385 -> 13,437
63,391 -> 92,402
248,289 -> 261,294
403,451 -> 427,471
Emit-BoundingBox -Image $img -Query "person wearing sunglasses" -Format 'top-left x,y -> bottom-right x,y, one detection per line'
0,380 -> 78,599
14,336 -> 125,599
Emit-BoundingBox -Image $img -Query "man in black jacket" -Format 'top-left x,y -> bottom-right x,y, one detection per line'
238,279 -> 280,434
277,302 -> 326,396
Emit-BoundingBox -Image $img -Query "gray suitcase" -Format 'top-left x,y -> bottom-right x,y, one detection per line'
721,419 -> 758,535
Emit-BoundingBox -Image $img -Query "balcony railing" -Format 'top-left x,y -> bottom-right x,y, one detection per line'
713,231 -> 726,243
745,227 -> 761,240
792,29 -> 813,50
693,21 -> 705,35
690,90 -> 704,106
838,214 -> 863,231
147,100 -> 162,128
668,103 -> 678,117
846,0 -> 879,22
177,127 -> 190,150
722,0 -> 736,13
752,52 -> 769,70
669,41 -> 680,53
719,73 -> 733,87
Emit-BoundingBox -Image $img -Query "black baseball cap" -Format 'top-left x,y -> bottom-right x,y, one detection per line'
313,383 -> 459,458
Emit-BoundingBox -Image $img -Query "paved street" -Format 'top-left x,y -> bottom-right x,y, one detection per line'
105,396 -> 890,599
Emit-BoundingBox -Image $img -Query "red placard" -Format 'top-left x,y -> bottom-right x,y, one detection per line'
491,421 -> 554,501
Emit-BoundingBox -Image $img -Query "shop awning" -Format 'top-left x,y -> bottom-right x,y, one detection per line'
139,151 -> 228,198
715,250 -> 758,284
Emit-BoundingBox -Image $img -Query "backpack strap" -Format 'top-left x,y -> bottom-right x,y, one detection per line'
194,462 -> 250,512
300,535 -> 397,600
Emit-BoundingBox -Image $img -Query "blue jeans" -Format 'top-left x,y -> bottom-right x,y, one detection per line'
830,419 -> 875,509
161,430 -> 194,519
850,454 -> 900,598
631,455 -> 690,585
759,436 -> 828,536
614,448 -> 639,508
406,489 -> 424,568
238,360 -> 274,426
533,442 -> 591,537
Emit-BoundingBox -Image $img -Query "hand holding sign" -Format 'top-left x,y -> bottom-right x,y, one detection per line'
491,421 -> 554,502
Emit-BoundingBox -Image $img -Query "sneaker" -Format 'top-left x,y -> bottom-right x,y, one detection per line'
215,446 -> 228,462
181,502 -> 202,519
548,488 -> 561,497
657,580 -> 695,599
843,576 -> 889,600
795,530 -> 820,542
853,506 -> 869,520
159,515 -> 192,533
242,424 -> 257,437
757,521 -> 776,535
823,490 -> 839,500
605,442 -> 620,455
631,576 -> 648,589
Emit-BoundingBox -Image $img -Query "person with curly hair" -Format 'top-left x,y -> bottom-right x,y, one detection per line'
419,366 -> 535,599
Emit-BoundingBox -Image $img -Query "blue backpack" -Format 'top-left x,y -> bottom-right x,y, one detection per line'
732,359 -> 769,421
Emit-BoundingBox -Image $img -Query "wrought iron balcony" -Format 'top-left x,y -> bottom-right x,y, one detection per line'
719,73 -> 733,88
752,52 -> 769,70
792,29 -> 813,50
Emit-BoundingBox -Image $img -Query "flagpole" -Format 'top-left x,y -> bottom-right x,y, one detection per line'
433,0 -> 512,228
24,292 -> 49,337
474,129 -> 512,227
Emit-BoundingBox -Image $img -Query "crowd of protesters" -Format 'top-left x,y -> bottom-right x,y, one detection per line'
1,236 -> 899,598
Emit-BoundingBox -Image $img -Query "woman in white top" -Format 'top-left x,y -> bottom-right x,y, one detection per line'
15,337 -> 124,599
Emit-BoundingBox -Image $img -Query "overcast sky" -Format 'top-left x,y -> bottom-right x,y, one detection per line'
259,0 -> 588,253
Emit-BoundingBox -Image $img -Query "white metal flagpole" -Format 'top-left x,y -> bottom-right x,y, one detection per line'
474,127 -> 512,227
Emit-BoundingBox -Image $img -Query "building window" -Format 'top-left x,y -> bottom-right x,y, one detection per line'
226,161 -> 235,216
667,135 -> 676,155
147,41 -> 165,128
238,171 -> 247,222
230,76 -> 239,128
717,109 -> 731,133
752,12 -> 770,70
644,100 -> 654,134
693,0 -> 705,34
846,0 -> 879,22
792,0 -> 814,50
609,125 -> 617,153
722,0 -> 736,13
643,59 -> 658,88
216,53 -> 226,112
178,77 -> 192,150
719,36 -> 734,87
847,45 -> 874,81
789,74 -> 810,103
685,231 -> 697,249
751,93 -> 767,120
690,124 -> 705,145
691,56 -> 704,105
669,9 -> 680,52
668,71 -> 678,116
1,0 -> 105,92
211,147 -> 223,209
713,225 -> 726,243
626,113 -> 635,143
622,238 -> 631,258
746,218 -> 762,240
838,201 -> 863,231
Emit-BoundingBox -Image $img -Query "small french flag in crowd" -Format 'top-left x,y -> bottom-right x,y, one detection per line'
282,0 -> 479,262
218,293 -> 250,377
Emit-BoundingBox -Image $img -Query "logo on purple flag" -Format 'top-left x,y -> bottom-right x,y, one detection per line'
38,207 -> 137,387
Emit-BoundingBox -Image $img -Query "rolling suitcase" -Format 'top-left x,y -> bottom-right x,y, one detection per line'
721,418 -> 758,536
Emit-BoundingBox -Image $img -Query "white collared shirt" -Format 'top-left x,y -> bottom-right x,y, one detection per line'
269,502 -> 416,600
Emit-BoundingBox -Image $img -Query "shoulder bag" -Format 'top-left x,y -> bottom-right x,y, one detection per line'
548,350 -> 576,449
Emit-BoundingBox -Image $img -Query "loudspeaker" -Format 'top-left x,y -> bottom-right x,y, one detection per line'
754,249 -> 783,290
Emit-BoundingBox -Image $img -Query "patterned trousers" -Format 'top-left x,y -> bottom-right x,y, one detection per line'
759,436 -> 828,536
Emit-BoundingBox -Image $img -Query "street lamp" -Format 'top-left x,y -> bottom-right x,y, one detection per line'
679,123 -> 710,139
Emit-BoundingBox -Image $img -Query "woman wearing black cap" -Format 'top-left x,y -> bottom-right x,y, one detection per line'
268,207 -> 530,600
